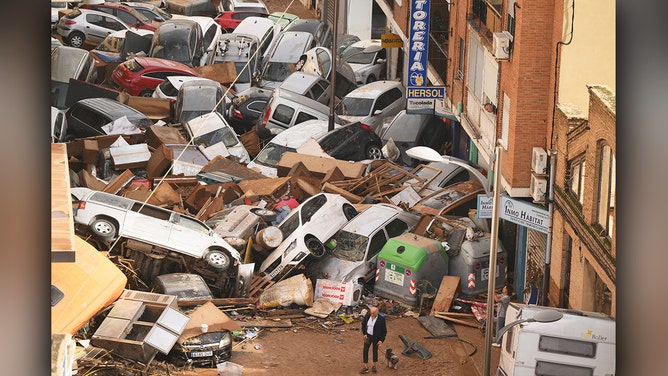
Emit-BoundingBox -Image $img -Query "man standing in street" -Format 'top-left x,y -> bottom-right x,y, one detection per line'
492,284 -> 513,347
361,306 -> 387,373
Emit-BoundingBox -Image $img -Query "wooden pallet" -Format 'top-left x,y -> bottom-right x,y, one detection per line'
328,161 -> 425,200
249,275 -> 275,298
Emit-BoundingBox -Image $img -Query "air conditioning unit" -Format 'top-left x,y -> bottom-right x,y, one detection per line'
493,31 -> 512,60
530,174 -> 547,202
531,147 -> 548,175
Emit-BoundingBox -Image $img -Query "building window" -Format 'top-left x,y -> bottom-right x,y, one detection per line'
506,0 -> 516,38
567,155 -> 586,205
596,143 -> 615,238
457,37 -> 465,80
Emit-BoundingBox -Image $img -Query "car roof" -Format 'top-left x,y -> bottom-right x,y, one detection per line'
349,39 -> 382,49
345,80 -> 403,98
234,16 -> 275,34
266,119 -> 331,148
72,97 -> 149,120
340,204 -> 413,236
269,31 -> 313,61
279,72 -> 323,93
133,56 -> 197,72
274,86 -> 330,112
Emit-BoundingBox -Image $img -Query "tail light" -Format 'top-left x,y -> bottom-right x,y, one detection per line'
360,123 -> 373,131
78,201 -> 86,210
232,109 -> 243,119
65,20 -> 76,25
260,108 -> 271,127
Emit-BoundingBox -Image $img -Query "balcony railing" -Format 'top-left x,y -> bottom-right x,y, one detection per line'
470,0 -> 503,42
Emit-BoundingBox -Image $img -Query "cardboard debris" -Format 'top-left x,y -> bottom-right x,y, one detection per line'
237,177 -> 291,197
276,152 -> 366,179
179,301 -> 243,341
109,143 -> 151,170
144,125 -> 188,149
305,298 -> 342,318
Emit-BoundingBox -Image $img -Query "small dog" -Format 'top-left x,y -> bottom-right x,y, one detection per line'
385,348 -> 399,370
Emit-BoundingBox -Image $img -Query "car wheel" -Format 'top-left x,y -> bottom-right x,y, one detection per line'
342,203 -> 358,220
139,89 -> 154,97
90,217 -> 117,240
68,32 -> 85,48
366,74 -> 377,84
205,249 -> 232,271
366,144 -> 383,160
251,208 -> 277,223
305,235 -> 325,258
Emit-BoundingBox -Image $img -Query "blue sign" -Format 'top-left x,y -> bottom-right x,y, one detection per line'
408,0 -> 430,87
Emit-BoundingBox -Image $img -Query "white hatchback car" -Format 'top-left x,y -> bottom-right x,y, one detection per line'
184,112 -> 251,163
335,80 -> 406,135
71,187 -> 241,271
341,39 -> 387,84
306,204 -> 420,305
258,193 -> 359,281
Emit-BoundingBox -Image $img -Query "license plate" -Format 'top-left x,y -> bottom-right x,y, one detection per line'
384,269 -> 404,286
190,350 -> 213,357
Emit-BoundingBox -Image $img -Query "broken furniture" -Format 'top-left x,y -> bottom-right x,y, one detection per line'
398,334 -> 433,360
90,290 -> 189,365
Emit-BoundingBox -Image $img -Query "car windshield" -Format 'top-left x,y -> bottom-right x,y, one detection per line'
151,29 -> 193,64
234,62 -> 252,83
278,210 -> 300,239
192,126 -> 239,148
255,143 -> 295,167
336,97 -> 374,116
263,61 -> 294,82
329,230 -> 368,262
342,47 -> 375,64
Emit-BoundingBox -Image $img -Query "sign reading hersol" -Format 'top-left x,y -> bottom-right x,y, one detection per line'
381,33 -> 403,48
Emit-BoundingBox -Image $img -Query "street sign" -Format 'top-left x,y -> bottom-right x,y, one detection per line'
408,0 -> 431,87
406,86 -> 445,114
381,33 -> 403,48
477,195 -> 550,233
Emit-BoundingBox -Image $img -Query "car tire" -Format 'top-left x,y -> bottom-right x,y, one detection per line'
366,74 -> 377,84
139,89 -> 154,97
305,235 -> 325,258
68,32 -> 85,49
90,217 -> 117,240
251,208 -> 277,223
366,144 -> 383,160
205,249 -> 232,271
342,203 -> 358,220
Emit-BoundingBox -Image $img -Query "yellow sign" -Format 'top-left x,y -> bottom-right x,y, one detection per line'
381,33 -> 404,48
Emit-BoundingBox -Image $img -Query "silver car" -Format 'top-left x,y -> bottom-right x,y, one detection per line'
56,8 -> 131,49
335,80 -> 406,135
71,187 -> 241,272
305,204 -> 420,305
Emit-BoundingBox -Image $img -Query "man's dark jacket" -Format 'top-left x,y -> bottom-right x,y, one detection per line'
361,312 -> 387,342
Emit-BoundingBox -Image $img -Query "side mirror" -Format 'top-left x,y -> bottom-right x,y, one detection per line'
373,109 -> 383,116
376,58 -> 387,65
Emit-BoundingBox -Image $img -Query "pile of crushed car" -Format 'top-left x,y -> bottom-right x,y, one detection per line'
51,2 -> 507,374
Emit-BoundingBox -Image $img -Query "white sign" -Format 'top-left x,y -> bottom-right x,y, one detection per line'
314,279 -> 354,306
477,195 -> 549,233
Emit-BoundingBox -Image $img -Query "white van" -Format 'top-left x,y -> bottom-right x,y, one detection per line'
255,86 -> 335,137
496,303 -> 616,376
71,187 -> 241,272
247,119 -> 333,177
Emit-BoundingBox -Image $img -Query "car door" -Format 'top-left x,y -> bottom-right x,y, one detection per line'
85,13 -> 121,42
320,124 -> 359,161
123,202 -> 174,249
364,217 -> 411,281
168,214 -> 214,258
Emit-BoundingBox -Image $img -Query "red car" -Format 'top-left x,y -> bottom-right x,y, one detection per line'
81,2 -> 162,31
110,56 -> 198,96
214,11 -> 268,33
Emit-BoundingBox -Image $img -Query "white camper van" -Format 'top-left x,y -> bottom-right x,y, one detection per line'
496,303 -> 615,376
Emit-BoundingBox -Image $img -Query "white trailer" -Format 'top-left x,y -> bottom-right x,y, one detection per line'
496,303 -> 615,376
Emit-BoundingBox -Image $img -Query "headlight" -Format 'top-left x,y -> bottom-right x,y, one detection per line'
219,333 -> 232,347
282,239 -> 297,259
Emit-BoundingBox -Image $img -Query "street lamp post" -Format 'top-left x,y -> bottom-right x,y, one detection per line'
493,309 -> 564,343
405,146 -> 491,194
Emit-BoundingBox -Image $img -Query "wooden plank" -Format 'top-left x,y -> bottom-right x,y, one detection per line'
176,298 -> 256,308
430,276 -> 462,316
434,313 -> 482,328
322,182 -> 363,203
239,319 -> 293,328
51,144 -> 76,261
102,169 -> 135,194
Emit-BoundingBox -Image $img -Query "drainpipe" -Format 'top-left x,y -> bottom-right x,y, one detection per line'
540,150 -> 557,305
